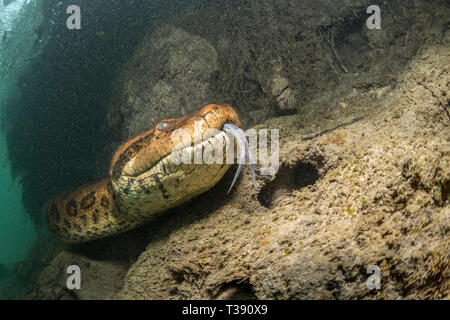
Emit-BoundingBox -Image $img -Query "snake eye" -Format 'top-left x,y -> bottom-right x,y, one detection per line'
158,121 -> 168,131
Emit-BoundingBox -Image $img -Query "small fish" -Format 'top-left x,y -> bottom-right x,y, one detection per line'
223,123 -> 257,193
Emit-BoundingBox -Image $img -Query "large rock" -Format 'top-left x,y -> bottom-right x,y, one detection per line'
109,25 -> 218,139
25,251 -> 128,300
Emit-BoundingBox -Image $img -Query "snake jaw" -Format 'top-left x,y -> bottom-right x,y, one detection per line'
110,104 -> 241,181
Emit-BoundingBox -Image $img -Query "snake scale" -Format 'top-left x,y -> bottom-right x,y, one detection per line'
45,104 -> 244,243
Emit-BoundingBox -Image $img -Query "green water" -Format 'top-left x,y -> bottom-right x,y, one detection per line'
0,130 -> 36,268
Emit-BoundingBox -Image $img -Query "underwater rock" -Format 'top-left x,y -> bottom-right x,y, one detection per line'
108,25 -> 218,140
272,75 -> 296,113
25,251 -> 128,300
270,58 -> 296,114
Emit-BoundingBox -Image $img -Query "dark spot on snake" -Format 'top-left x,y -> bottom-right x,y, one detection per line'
66,199 -> 78,217
73,223 -> 81,232
112,157 -> 129,181
150,174 -> 162,184
106,181 -> 114,194
159,184 -> 169,199
93,211 -> 99,224
112,131 -> 154,180
171,116 -> 191,131
101,196 -> 110,209
64,218 -> 71,229
80,191 -> 96,210
112,208 -> 121,219
161,161 -> 167,175
79,215 -> 87,224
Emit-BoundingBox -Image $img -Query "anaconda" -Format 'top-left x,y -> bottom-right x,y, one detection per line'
46,104 -> 247,243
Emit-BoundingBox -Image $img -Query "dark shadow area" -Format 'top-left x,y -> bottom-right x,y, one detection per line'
214,281 -> 257,300
258,161 -> 320,209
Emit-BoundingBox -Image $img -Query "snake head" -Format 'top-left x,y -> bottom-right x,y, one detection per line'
110,104 -> 241,180
109,104 -> 246,216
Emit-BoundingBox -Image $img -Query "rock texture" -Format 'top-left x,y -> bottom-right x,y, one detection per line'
108,25 -> 219,139
28,45 -> 449,300
272,74 -> 296,113
26,251 -> 128,300
171,0 -> 450,125
105,0 -> 450,141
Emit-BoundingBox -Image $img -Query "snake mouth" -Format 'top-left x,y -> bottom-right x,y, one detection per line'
110,104 -> 241,182
148,127 -> 232,178
111,128 -> 234,212
117,126 -> 230,180
115,123 -> 257,198
111,123 -> 258,207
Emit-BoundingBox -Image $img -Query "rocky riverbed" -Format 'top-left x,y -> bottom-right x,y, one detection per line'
25,45 -> 449,300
